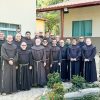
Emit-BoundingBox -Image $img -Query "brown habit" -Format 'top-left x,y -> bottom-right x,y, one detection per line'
0,42 -> 18,93
31,45 -> 46,86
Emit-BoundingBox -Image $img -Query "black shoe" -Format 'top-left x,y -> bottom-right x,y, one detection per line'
1,93 -> 7,96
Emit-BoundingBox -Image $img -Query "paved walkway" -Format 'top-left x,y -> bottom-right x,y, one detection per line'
0,88 -> 46,100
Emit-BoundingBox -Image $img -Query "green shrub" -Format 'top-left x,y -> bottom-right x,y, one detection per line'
80,94 -> 99,100
90,83 -> 100,88
73,94 -> 100,100
82,82 -> 100,89
68,85 -> 79,92
71,75 -> 86,89
48,91 -> 55,100
47,72 -> 62,88
48,83 -> 65,100
53,83 -> 65,95
42,72 -> 65,100
48,91 -> 64,100
40,95 -> 47,100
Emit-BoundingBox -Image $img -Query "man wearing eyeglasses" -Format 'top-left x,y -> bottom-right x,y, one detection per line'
17,42 -> 32,91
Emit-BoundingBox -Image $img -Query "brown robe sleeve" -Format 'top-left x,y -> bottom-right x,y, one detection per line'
50,48 -> 53,65
43,48 -> 46,63
1,45 -> 10,62
13,49 -> 18,63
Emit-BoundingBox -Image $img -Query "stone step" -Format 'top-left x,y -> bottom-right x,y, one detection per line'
64,88 -> 100,99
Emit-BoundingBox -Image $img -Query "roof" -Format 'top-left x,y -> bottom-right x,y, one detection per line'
37,0 -> 100,12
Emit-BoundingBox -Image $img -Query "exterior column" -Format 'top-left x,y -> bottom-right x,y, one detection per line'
61,9 -> 64,39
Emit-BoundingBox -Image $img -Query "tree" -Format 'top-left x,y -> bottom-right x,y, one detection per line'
43,12 -> 60,34
37,0 -> 63,35
36,0 -> 49,8
36,0 -> 63,8
48,0 -> 63,5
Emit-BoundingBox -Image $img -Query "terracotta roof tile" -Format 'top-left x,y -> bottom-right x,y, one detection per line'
37,0 -> 100,12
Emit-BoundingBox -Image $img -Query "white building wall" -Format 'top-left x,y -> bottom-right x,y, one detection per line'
0,0 -> 36,38
64,5 -> 100,37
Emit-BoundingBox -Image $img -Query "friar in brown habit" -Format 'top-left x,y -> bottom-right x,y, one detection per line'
31,38 -> 46,87
1,35 -> 18,95
42,38 -> 51,80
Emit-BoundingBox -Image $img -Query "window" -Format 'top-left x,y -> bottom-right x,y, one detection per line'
72,20 -> 92,37
0,22 -> 21,37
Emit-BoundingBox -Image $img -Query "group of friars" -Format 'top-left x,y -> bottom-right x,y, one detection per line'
0,31 -> 97,95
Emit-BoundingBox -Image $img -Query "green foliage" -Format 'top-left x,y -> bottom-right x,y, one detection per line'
44,12 -> 60,33
68,75 -> 99,93
71,75 -> 86,89
68,75 -> 86,92
48,91 -> 64,100
48,0 -> 63,5
40,95 -> 47,100
48,83 -> 65,100
47,73 -> 64,100
82,94 -> 99,100
52,24 -> 60,35
84,83 -> 100,88
68,85 -> 79,92
47,72 -> 62,88
37,0 -> 63,8
68,93 -> 100,100
90,83 -> 100,88
53,83 -> 65,95
37,0 -> 62,35
75,94 -> 100,100
37,11 -> 60,35
36,0 -> 48,8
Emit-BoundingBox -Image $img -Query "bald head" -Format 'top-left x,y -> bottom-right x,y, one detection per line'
6,35 -> 13,44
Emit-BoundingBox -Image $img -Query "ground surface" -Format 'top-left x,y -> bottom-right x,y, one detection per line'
0,88 -> 46,100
